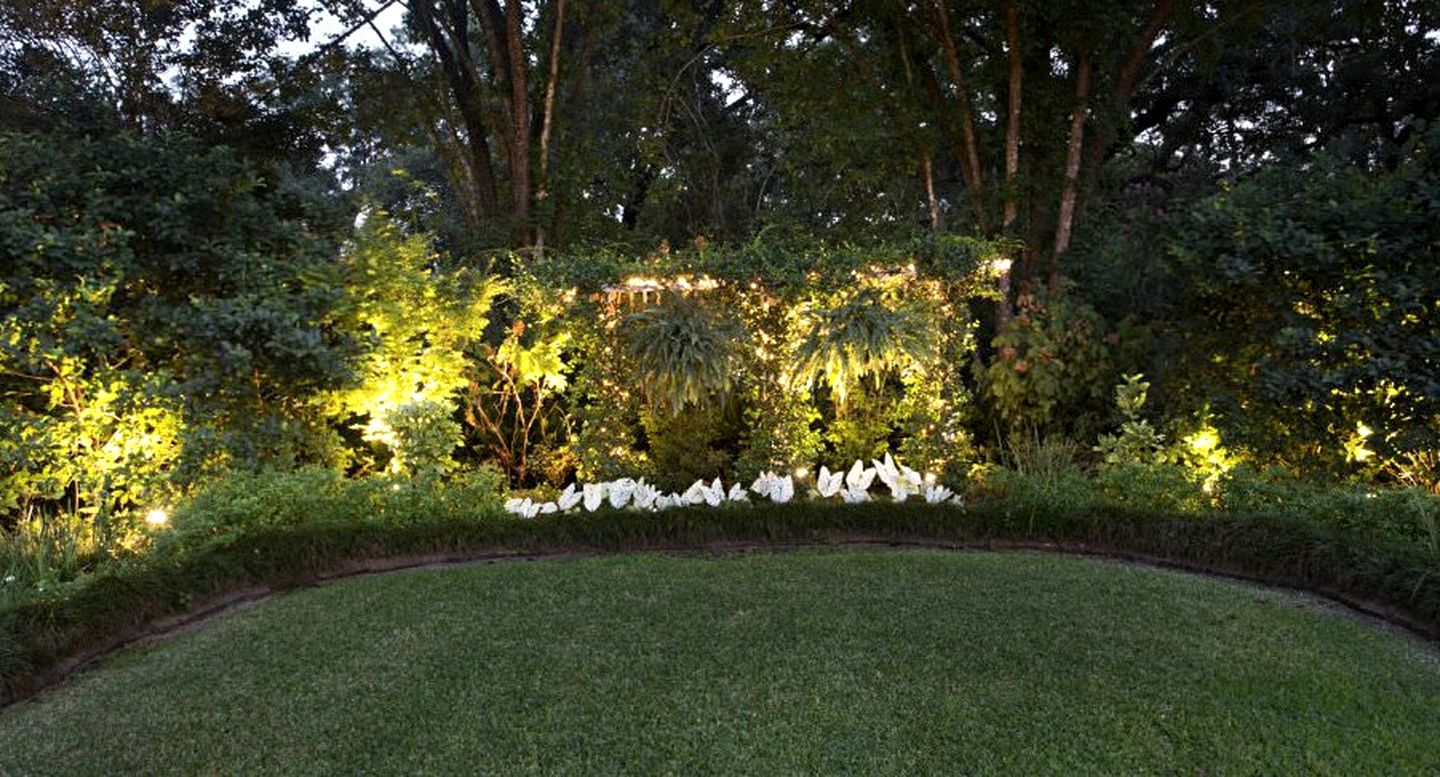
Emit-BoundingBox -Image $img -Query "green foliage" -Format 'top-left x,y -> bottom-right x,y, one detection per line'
0,128 -> 354,520
624,297 -> 745,412
1095,375 -> 1166,466
1093,462 -> 1213,514
1219,467 -> 1439,547
734,291 -> 822,479
571,303 -> 648,483
640,406 -> 737,491
986,285 -> 1114,434
822,385 -> 901,466
0,508 -> 145,609
1171,127 -> 1440,472
155,466 -> 506,560
462,287 -> 575,486
383,400 -> 462,479
996,431 -> 1086,481
965,466 -> 1104,521
328,212 -> 502,471
794,288 -> 936,406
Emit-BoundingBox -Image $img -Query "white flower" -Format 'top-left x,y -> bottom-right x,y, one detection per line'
2,575 -> 15,584
503,451 -> 957,518
632,481 -> 660,510
924,484 -> 955,504
899,464 -> 924,489
582,482 -> 606,512
703,478 -> 725,507
750,471 -> 778,498
845,460 -> 876,492
815,465 -> 844,498
682,479 -> 708,505
608,478 -> 637,509
873,452 -> 900,491
557,483 -> 583,511
770,474 -> 794,504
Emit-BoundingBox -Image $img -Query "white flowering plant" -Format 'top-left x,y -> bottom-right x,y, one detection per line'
504,451 -> 961,518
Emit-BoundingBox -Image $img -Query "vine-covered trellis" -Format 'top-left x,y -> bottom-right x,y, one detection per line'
481,234 -> 1012,488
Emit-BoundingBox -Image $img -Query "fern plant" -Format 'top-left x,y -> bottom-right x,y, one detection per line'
793,289 -> 935,406
624,297 -> 746,412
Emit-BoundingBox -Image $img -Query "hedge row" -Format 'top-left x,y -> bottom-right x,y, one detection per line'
3,500 -> 1438,705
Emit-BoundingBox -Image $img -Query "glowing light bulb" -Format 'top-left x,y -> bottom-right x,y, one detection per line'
991,257 -> 1013,274
145,508 -> 170,527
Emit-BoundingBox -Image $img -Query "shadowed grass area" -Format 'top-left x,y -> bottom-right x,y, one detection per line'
2,549 -> 1438,774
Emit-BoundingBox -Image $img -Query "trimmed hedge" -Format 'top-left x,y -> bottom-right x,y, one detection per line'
3,500 -> 1439,705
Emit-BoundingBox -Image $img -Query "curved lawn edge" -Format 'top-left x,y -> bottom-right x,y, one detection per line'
4,500 -> 1439,705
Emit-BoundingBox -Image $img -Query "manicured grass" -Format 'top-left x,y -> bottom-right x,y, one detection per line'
2,549 -> 1438,774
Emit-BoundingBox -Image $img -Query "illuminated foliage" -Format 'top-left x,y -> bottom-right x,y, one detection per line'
462,279 -> 575,486
794,288 -> 936,407
0,129 -> 352,529
1095,375 -> 1166,467
327,212 -> 502,473
551,238 -> 993,482
735,288 -> 822,479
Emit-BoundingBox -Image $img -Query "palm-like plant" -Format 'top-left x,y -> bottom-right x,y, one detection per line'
624,297 -> 745,412
794,289 -> 936,405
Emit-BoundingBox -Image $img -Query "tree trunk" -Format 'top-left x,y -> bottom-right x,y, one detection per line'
1052,52 -> 1091,270
933,0 -> 989,233
1002,0 -> 1022,231
922,151 -> 943,232
533,0 -> 566,254
503,0 -> 531,240
413,0 -> 502,221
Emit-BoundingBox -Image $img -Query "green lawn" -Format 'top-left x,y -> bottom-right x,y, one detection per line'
2,549 -> 1437,775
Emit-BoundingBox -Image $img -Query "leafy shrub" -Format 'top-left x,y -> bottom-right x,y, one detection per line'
156,466 -> 506,559
1094,374 -> 1165,466
1219,467 -> 1439,546
1094,462 -> 1210,514
1170,128 -> 1440,472
735,290 -> 823,479
384,400 -> 462,478
640,406 -> 738,491
794,288 -> 936,405
463,289 -> 574,486
327,212 -> 501,473
965,465 -> 1104,524
986,284 -> 1114,434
